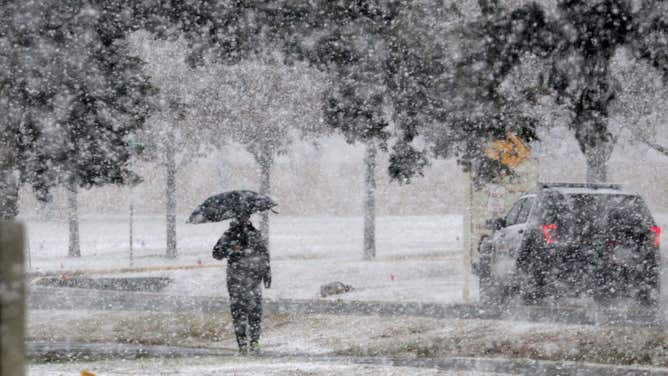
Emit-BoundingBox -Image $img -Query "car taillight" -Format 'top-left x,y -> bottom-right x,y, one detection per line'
650,226 -> 661,248
541,224 -> 557,244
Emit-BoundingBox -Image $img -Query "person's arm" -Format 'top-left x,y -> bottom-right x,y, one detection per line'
263,259 -> 271,288
252,232 -> 271,288
212,233 -> 232,260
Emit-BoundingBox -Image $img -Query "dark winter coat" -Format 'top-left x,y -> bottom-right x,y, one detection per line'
213,219 -> 270,350
213,220 -> 271,289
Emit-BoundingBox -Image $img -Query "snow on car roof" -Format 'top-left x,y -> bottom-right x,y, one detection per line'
545,187 -> 637,196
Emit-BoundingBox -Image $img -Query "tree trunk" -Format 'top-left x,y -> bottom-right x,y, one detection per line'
129,182 -> 134,266
258,146 -> 272,247
67,178 -> 81,257
363,142 -> 377,261
165,128 -> 177,259
576,55 -> 615,184
585,148 -> 606,183
584,138 -> 616,183
36,200 -> 54,221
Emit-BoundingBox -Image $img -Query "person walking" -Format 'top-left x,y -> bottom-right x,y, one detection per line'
213,212 -> 271,354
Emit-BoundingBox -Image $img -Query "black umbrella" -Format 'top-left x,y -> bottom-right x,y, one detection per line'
187,190 -> 277,224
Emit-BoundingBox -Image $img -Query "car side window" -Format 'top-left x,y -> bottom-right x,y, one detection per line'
505,199 -> 525,227
516,197 -> 535,224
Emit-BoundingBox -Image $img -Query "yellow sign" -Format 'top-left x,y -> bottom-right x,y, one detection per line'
81,370 -> 96,376
484,133 -> 530,169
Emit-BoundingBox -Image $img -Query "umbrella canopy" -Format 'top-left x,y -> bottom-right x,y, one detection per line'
187,190 -> 277,224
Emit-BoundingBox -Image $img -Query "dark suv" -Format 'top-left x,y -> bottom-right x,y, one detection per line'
476,183 -> 661,306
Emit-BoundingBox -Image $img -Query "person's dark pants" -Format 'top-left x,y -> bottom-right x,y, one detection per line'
228,277 -> 263,351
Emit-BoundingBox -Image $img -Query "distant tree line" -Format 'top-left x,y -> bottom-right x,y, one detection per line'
2,0 -> 667,260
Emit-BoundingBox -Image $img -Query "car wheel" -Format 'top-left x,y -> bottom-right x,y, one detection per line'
477,238 -> 492,278
478,238 -> 507,305
517,269 -> 546,305
480,277 -> 512,306
637,265 -> 660,308
515,246 -> 547,305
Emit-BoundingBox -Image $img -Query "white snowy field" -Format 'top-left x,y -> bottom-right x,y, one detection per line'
23,213 -> 668,303
25,215 -> 462,270
25,215 -> 469,303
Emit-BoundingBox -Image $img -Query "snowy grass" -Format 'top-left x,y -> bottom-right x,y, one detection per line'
28,310 -> 668,369
339,319 -> 668,367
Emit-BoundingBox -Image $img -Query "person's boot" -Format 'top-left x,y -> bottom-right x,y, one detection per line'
236,334 -> 248,356
249,341 -> 260,355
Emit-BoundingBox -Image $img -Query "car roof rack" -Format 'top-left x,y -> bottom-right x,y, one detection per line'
538,182 -> 623,190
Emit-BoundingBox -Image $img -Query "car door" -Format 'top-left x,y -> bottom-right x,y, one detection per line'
506,196 -> 535,256
492,198 -> 525,281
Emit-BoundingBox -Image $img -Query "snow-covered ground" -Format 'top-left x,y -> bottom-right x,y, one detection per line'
24,214 -> 668,374
24,213 -> 668,303
25,215 -> 462,270
28,356 -> 508,376
27,309 -> 668,369
26,215 -> 471,303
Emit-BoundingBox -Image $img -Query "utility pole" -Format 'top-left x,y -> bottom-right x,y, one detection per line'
0,221 -> 26,376
462,171 -> 473,303
129,157 -> 135,267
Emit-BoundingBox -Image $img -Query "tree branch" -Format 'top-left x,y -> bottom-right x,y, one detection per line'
642,138 -> 668,156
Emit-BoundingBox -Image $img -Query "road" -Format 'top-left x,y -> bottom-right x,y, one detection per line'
27,340 -> 668,376
29,286 -> 664,328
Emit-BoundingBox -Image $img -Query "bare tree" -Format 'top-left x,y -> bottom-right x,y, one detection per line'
130,32 -> 205,259
66,178 -> 80,257
363,142 -> 377,260
643,141 -> 668,156
198,61 -> 327,244
611,50 -> 668,158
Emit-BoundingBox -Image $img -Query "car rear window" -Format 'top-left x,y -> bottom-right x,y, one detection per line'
541,192 -> 654,231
